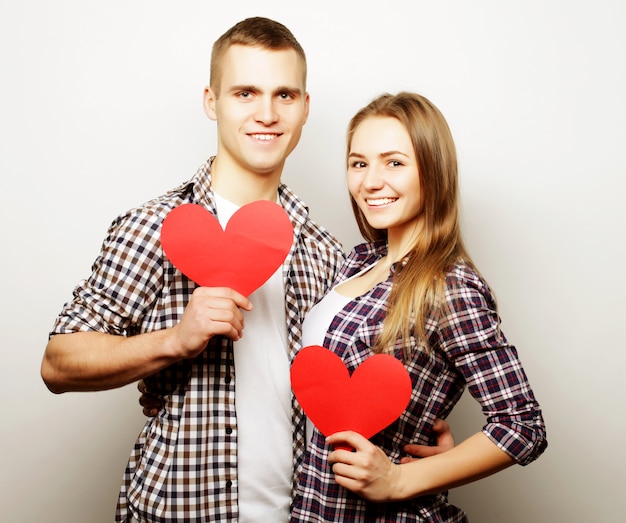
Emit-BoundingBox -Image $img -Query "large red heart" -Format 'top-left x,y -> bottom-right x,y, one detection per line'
291,345 -> 412,440
160,201 -> 294,296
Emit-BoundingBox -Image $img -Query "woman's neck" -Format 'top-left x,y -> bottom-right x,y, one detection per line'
386,223 -> 423,264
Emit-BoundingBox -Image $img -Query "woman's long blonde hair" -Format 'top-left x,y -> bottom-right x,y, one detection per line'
347,92 -> 473,358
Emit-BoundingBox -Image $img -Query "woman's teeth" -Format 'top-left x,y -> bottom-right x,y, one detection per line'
367,198 -> 397,206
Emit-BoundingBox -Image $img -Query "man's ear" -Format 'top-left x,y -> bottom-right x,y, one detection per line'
303,92 -> 311,125
203,86 -> 218,121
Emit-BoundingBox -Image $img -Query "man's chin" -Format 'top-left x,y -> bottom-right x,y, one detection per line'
246,159 -> 286,177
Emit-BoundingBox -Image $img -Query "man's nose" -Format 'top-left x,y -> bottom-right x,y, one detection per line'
254,96 -> 278,125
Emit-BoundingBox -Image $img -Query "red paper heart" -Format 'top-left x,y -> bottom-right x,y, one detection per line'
161,201 -> 294,296
291,345 -> 412,440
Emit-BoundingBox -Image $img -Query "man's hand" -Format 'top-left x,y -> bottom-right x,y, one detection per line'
400,418 -> 455,463
138,379 -> 163,417
170,287 -> 252,360
137,286 -> 252,417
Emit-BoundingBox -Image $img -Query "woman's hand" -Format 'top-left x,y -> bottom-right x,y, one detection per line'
326,431 -> 403,502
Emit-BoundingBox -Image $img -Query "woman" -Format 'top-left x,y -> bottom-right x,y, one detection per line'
291,92 -> 547,522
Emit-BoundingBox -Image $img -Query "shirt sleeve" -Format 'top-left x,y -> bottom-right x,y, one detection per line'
49,207 -> 167,337
436,266 -> 548,466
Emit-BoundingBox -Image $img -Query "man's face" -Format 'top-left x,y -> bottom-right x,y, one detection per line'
204,45 -> 310,180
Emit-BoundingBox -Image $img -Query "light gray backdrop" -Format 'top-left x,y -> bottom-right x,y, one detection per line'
1,1 -> 624,521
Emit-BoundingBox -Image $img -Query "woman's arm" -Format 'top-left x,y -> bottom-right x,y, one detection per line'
327,429 -> 514,502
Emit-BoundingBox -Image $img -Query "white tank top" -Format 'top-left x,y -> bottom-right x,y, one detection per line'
300,263 -> 376,443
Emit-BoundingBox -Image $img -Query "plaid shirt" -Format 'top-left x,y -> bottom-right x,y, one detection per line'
50,159 -> 345,522
291,242 -> 547,523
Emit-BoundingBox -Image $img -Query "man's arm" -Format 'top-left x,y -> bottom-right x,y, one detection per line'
41,287 -> 251,393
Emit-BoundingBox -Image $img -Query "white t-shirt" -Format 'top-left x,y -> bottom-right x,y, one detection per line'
214,193 -> 292,522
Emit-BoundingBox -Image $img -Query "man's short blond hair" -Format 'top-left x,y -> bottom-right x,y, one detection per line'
210,17 -> 307,97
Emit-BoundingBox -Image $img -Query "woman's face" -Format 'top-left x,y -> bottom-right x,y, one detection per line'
347,116 -> 423,246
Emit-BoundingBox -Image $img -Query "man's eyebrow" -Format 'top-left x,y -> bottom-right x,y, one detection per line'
273,85 -> 304,96
228,84 -> 258,93
226,85 -> 303,96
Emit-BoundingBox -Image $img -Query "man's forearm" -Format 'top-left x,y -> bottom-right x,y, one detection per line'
41,330 -> 182,393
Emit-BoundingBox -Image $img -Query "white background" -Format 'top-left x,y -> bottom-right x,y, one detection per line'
1,1 -> 625,521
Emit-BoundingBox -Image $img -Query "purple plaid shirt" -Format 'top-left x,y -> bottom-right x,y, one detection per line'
49,159 -> 345,522
291,241 -> 547,523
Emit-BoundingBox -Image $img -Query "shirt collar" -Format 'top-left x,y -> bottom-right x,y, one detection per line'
186,156 -> 311,242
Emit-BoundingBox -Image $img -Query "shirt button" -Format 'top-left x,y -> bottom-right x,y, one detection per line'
226,427 -> 233,435
226,480 -> 232,489
225,375 -> 232,384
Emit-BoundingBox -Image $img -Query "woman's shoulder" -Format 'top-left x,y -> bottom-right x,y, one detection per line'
346,240 -> 387,259
336,241 -> 386,279
446,259 -> 482,285
444,260 -> 496,307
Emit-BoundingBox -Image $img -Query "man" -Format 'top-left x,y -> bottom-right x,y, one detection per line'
42,17 -> 344,522
42,17 -> 452,523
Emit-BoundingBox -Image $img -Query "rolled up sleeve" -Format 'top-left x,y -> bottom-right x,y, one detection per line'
438,268 -> 548,465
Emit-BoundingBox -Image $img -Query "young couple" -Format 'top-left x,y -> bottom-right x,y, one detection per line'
41,16 -> 547,523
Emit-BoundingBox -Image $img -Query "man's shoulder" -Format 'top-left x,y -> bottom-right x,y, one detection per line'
299,216 -> 342,248
109,165 -> 208,232
107,187 -> 189,235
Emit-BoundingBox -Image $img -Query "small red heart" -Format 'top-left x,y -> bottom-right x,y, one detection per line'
291,345 -> 412,440
161,201 -> 294,296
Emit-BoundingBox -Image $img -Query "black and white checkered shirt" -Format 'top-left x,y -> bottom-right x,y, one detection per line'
50,159 -> 345,522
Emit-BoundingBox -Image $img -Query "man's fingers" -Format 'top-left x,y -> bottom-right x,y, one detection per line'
192,286 -> 253,311
142,406 -> 159,417
403,443 -> 442,459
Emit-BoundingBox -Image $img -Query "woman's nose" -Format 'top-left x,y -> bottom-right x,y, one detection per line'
362,164 -> 384,190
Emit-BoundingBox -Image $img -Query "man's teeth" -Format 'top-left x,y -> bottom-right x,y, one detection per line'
367,198 -> 397,206
252,134 -> 276,141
